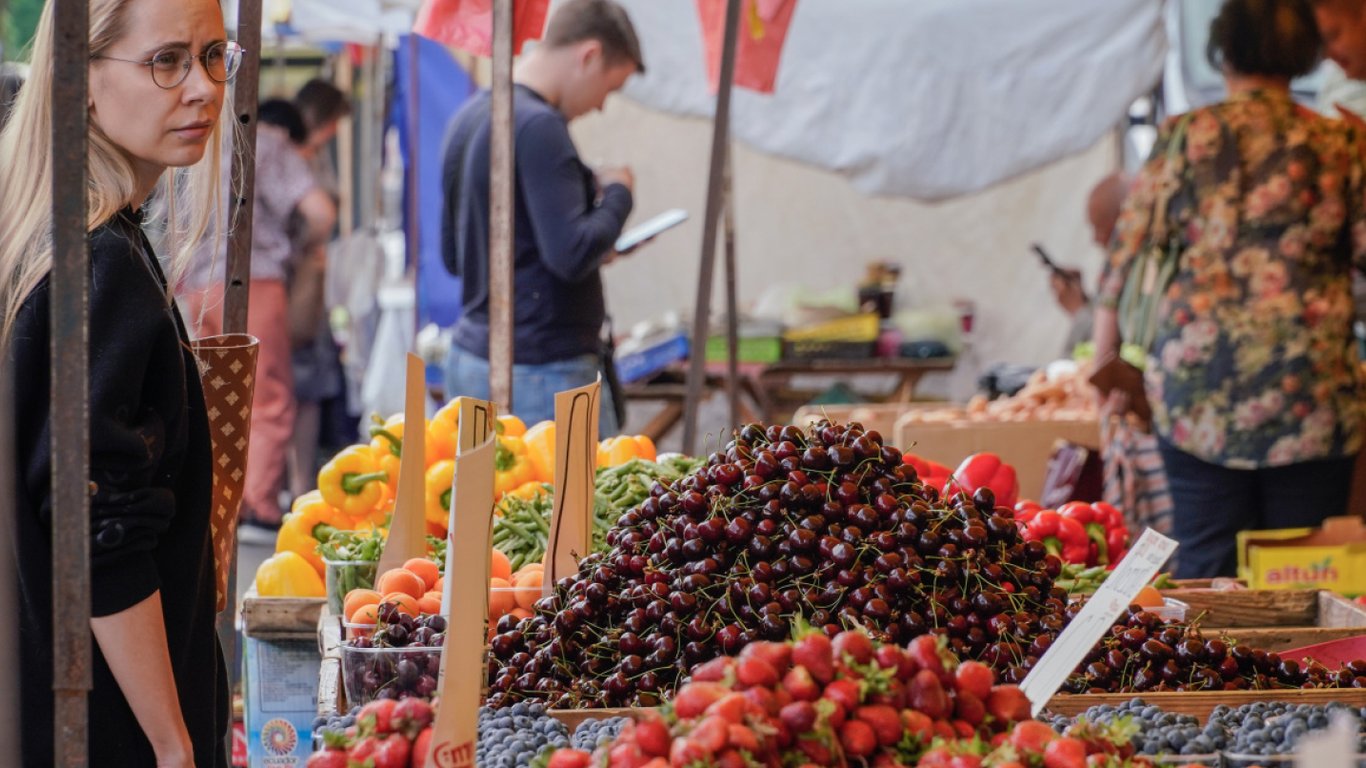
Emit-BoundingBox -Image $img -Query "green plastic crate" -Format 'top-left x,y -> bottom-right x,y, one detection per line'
705,336 -> 783,363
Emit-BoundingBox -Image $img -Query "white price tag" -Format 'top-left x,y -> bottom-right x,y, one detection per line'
1020,528 -> 1178,716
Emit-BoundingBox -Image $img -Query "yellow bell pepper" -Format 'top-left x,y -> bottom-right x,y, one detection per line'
494,435 -> 535,500
498,414 -> 527,438
428,399 -> 461,465
255,551 -> 326,598
504,479 -> 550,502
368,414 -> 404,487
318,445 -> 391,519
597,435 -> 657,468
424,460 -> 455,528
275,491 -> 349,574
522,420 -> 556,483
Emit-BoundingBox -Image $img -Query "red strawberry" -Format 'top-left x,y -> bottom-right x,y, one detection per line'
954,661 -> 995,700
640,760 -> 668,768
908,669 -> 949,719
742,685 -> 780,716
986,685 -> 1032,724
691,656 -> 736,683
832,630 -> 874,664
716,749 -> 748,768
670,738 -> 708,768
410,727 -> 433,768
691,716 -> 730,753
902,710 -> 934,743
782,665 -> 821,702
771,719 -> 794,749
791,633 -> 835,683
920,746 -> 954,768
740,640 -> 792,674
875,644 -> 917,679
547,749 -> 593,768
391,697 -> 434,737
1008,721 -> 1058,756
305,749 -> 347,768
705,692 -> 749,724
839,719 -> 878,758
822,678 -> 863,714
908,634 -> 948,676
854,705 -> 904,747
798,736 -> 833,763
737,656 -> 780,689
358,699 -> 399,735
954,691 -> 986,725
634,718 -> 672,758
348,736 -> 380,762
779,701 -> 818,734
934,719 -> 957,740
372,734 -> 411,768
609,741 -> 646,768
1043,738 -> 1087,768
996,762 -> 1027,768
952,720 -> 976,739
674,681 -> 729,719
950,755 -> 983,768
868,678 -> 907,710
727,724 -> 760,752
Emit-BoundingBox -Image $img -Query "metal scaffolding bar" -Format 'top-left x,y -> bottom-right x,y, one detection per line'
50,0 -> 92,763
488,0 -> 515,408
682,0 -> 742,454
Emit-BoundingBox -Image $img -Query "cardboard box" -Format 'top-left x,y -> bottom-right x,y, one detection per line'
893,413 -> 1101,502
1238,516 -> 1366,595
243,636 -> 321,768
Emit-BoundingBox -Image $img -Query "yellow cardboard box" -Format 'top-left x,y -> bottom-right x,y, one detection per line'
1238,516 -> 1366,595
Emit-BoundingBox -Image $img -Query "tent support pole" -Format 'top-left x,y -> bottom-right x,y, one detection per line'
488,0 -> 516,408
722,144 -> 740,430
406,34 -> 420,276
51,0 -> 92,763
682,0 -> 743,454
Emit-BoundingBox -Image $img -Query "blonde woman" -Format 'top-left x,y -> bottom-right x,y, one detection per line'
0,0 -> 240,763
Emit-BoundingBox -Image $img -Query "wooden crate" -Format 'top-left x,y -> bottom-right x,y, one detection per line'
317,611 -> 346,718
240,584 -> 326,638
1163,589 -> 1366,652
1047,688 -> 1366,723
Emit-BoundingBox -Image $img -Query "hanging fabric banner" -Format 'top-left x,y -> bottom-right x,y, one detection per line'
696,0 -> 797,94
413,0 -> 551,58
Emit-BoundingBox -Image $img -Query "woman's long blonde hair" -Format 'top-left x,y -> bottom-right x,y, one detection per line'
0,0 -> 232,349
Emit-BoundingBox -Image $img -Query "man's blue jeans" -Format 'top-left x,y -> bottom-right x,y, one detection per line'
443,345 -> 619,436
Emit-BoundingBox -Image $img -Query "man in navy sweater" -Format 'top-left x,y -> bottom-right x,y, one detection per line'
440,0 -> 644,433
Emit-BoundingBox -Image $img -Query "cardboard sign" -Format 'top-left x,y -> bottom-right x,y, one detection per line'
544,380 -> 601,597
440,397 -> 497,617
377,353 -> 430,574
1020,528 -> 1178,715
427,432 -> 497,768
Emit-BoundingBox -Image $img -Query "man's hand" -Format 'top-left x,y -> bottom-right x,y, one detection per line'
1049,268 -> 1087,315
597,166 -> 635,192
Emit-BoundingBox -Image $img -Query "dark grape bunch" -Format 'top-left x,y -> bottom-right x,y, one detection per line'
488,421 -> 1069,709
342,605 -> 448,702
569,716 -> 630,751
475,702 -> 569,768
1065,609 -> 1366,693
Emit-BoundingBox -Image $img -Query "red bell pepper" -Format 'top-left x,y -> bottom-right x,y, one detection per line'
1021,509 -> 1090,564
944,452 -> 1020,509
1058,501 -> 1131,567
1095,501 -> 1131,563
1013,499 -> 1043,524
903,453 -> 952,496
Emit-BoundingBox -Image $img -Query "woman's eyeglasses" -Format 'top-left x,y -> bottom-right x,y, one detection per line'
93,41 -> 245,90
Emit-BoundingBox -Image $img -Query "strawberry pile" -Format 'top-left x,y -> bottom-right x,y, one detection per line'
540,628 -> 1047,768
306,698 -> 436,768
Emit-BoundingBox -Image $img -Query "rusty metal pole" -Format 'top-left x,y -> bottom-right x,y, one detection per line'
682,0 -> 742,454
50,0 -> 92,764
488,0 -> 515,409
722,144 -> 740,430
406,34 -> 420,277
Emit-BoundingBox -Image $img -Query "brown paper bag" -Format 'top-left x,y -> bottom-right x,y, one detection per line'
191,333 -> 260,613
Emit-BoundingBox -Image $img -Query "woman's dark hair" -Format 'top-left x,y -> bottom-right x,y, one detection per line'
294,78 -> 351,135
258,98 -> 308,145
1207,0 -> 1322,79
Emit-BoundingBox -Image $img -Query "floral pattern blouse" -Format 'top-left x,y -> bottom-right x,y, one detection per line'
1099,89 -> 1366,469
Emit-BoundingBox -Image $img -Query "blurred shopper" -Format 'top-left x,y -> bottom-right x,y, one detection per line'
1051,174 -> 1131,358
1094,0 -> 1366,577
440,0 -> 644,433
1313,0 -> 1366,79
180,97 -> 337,529
0,0 -> 236,762
288,80 -> 351,498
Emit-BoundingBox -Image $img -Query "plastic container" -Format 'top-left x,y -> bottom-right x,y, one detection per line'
324,559 -> 379,615
1151,753 -> 1221,768
1143,597 -> 1190,623
340,644 -> 442,704
1222,752 -> 1293,768
342,619 -> 376,641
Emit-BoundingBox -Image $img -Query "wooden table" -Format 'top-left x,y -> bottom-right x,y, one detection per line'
623,355 -> 956,442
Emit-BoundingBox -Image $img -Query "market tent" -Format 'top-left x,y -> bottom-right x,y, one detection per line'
260,0 -> 420,41
614,0 -> 1165,200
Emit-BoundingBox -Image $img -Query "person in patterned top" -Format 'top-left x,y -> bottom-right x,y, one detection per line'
1093,0 -> 1366,578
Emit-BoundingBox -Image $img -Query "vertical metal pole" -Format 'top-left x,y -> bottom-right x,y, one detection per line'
488,0 -> 515,409
405,34 -> 420,274
220,0 -> 262,757
336,54 -> 355,238
358,39 -> 378,231
682,0 -> 742,454
51,0 -> 91,764
722,145 -> 740,429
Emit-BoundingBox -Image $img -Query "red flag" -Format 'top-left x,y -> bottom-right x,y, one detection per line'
696,0 -> 797,94
413,0 -> 552,58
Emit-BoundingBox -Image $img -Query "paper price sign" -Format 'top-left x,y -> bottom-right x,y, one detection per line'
544,379 -> 601,596
1020,528 -> 1178,715
377,353 -> 430,574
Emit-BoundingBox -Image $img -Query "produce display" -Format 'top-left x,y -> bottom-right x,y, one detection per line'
341,600 -> 448,703
899,367 -> 1098,423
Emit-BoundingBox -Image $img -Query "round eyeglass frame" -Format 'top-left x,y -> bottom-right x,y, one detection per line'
93,40 -> 246,90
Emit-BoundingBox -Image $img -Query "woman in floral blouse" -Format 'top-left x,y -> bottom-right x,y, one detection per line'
1094,0 -> 1366,578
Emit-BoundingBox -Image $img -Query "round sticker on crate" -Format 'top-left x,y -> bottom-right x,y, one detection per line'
260,718 -> 298,757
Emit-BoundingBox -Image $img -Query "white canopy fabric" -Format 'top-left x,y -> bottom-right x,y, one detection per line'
260,0 -> 420,43
615,0 -> 1166,200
